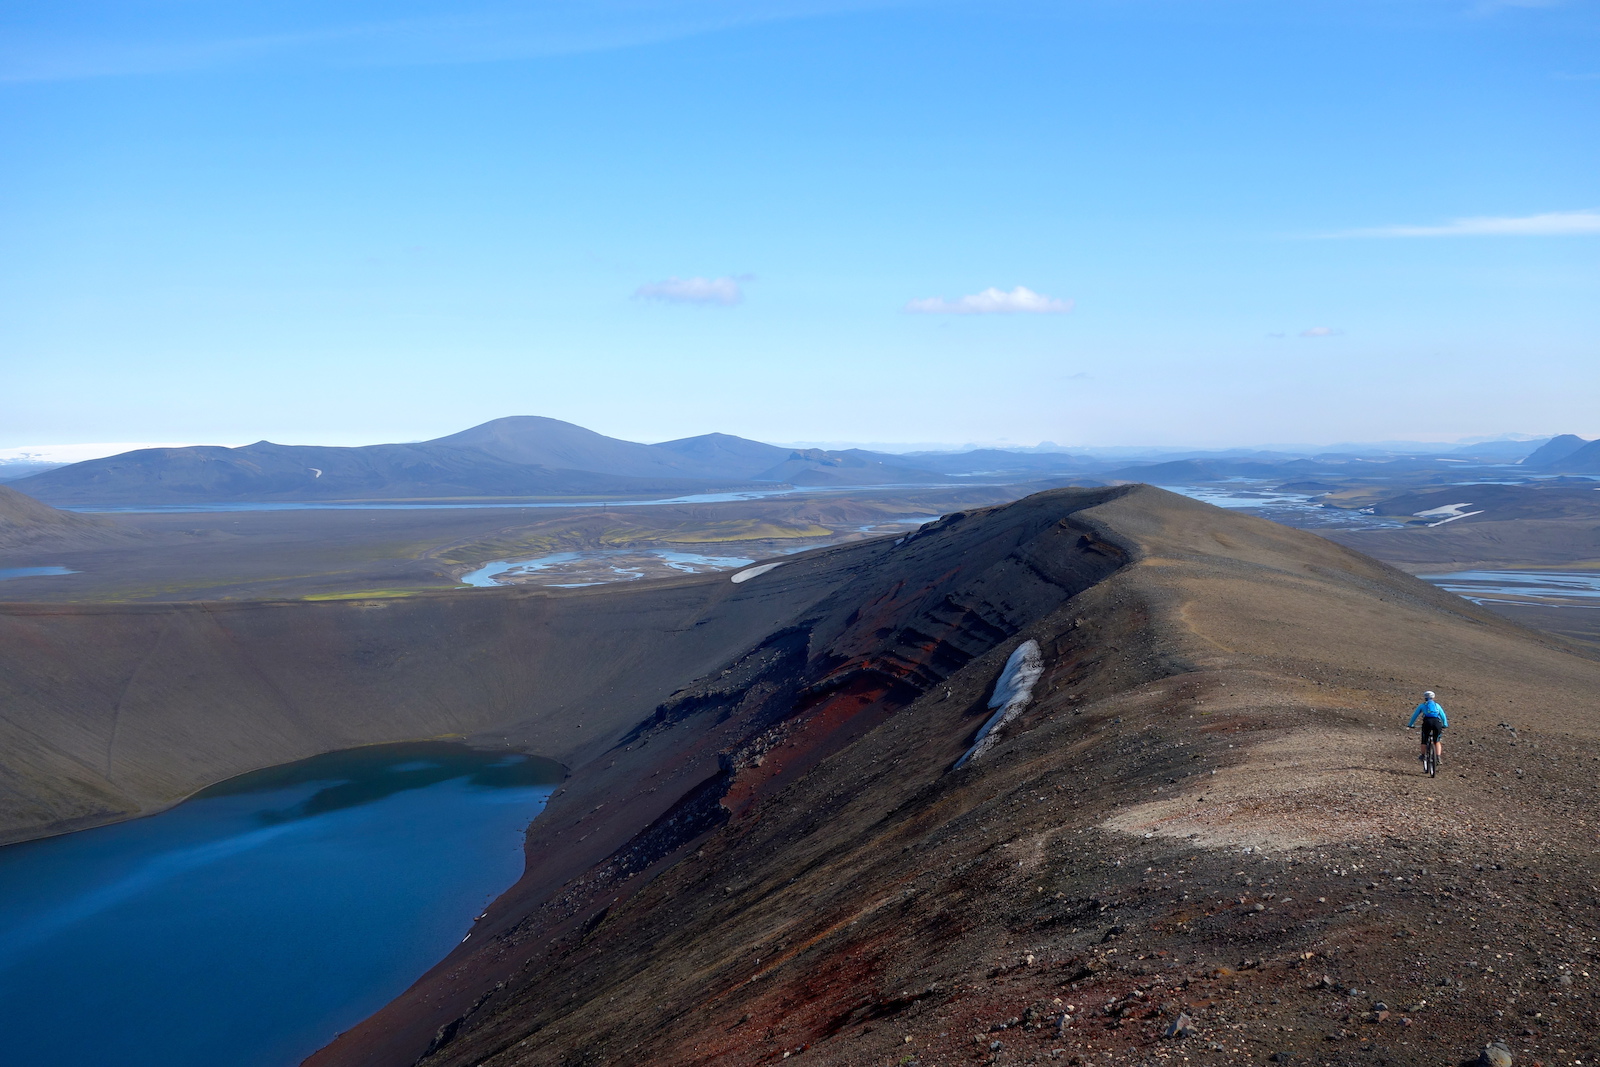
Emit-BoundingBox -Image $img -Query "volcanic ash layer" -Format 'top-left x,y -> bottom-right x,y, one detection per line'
301,486 -> 1600,1067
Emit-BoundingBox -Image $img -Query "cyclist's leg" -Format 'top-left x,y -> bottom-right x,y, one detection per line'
1421,720 -> 1442,764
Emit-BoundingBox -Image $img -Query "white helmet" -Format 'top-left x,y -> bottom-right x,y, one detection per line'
1423,691 -> 1435,700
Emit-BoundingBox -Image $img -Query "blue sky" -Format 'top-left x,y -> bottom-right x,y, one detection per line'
2,0 -> 1597,451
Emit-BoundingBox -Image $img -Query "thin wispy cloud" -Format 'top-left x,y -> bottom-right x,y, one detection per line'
1300,326 -> 1343,338
1334,210 -> 1600,238
634,276 -> 746,306
904,286 -> 1074,315
0,1 -> 908,83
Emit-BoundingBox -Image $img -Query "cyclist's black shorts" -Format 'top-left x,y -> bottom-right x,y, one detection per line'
1420,717 -> 1443,744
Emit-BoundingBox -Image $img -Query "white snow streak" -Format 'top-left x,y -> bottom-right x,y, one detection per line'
730,562 -> 783,584
954,639 -> 1043,769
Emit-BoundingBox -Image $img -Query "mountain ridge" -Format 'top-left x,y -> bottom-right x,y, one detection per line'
292,486 -> 1600,1067
5,417 -> 960,505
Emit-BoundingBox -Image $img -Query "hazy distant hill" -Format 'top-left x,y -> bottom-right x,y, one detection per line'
6,417 -> 955,505
1520,434 -> 1590,469
9,437 -> 725,506
1105,457 -> 1319,482
652,432 -> 795,479
1530,437 -> 1600,474
898,448 -> 1087,475
432,417 -> 764,481
754,448 -> 947,485
0,461 -> 67,484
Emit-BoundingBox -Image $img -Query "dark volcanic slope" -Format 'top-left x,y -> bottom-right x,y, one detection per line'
0,484 -> 132,550
0,538 -> 862,843
305,487 -> 1600,1067
0,489 -> 1121,845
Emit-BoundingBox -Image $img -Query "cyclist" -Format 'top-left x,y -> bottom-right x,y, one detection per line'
1407,690 -> 1448,770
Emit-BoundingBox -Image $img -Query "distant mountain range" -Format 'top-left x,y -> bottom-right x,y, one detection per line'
6,417 -> 1090,506
3,416 -> 1570,507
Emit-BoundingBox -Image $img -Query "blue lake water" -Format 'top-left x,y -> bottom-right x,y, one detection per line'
0,742 -> 563,1067
0,565 -> 77,581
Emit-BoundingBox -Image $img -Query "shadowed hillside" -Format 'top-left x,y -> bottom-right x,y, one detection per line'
0,485 -> 134,550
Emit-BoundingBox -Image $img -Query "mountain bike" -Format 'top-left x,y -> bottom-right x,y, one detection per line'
1409,724 -> 1442,777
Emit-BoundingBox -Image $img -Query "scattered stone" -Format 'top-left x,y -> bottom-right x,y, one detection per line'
989,1039 -> 1004,1052
1163,1012 -> 1195,1039
1478,1040 -> 1513,1067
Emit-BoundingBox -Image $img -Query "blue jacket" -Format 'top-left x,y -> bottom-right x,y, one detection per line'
1408,700 -> 1448,729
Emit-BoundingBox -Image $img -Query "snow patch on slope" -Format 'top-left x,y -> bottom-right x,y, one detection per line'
954,639 -> 1043,769
730,562 -> 782,584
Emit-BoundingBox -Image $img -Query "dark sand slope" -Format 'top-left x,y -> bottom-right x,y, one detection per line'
308,487 -> 1600,1067
0,543 -> 869,844
0,484 -> 134,551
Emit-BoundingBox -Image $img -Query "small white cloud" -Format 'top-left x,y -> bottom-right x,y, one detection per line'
1337,210 -> 1600,238
634,276 -> 744,305
1300,327 -> 1343,338
905,286 -> 1074,315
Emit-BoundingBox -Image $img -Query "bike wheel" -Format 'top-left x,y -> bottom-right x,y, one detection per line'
1425,752 -> 1437,777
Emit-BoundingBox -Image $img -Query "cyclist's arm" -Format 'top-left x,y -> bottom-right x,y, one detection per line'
1406,705 -> 1424,728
